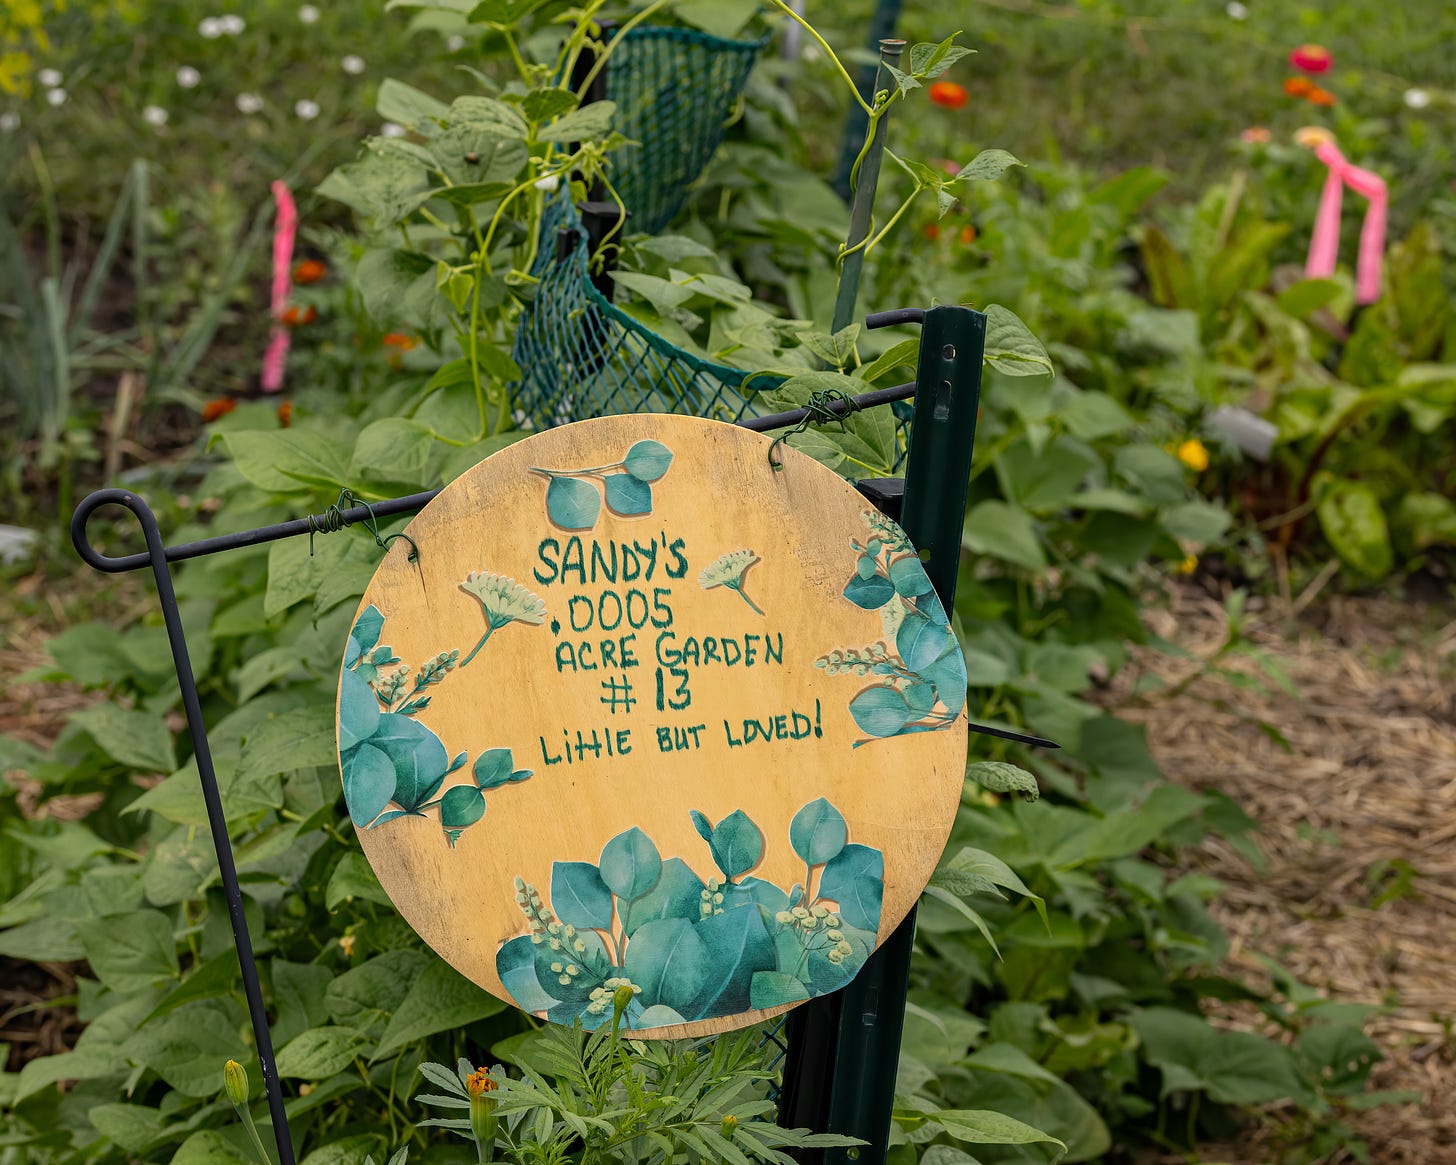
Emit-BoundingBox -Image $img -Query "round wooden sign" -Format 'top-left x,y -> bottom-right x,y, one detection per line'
336,414 -> 968,1037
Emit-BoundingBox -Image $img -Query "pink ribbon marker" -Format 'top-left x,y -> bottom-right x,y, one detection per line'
261,180 -> 298,393
1305,141 -> 1387,305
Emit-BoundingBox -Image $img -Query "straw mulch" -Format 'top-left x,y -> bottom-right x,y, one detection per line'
1108,583 -> 1456,1164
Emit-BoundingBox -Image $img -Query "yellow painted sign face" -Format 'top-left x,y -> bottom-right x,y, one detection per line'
337,415 -> 967,1037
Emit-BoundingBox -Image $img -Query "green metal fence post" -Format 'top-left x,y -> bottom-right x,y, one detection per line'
830,38 -> 903,336
781,304 -> 987,1165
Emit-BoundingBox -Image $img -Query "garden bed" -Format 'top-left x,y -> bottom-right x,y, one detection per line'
1113,583 -> 1456,1163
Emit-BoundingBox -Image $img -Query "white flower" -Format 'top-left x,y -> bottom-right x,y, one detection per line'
294,99 -> 320,120
298,4 -> 320,22
341,54 -> 365,75
0,112 -> 19,132
199,17 -> 222,37
700,549 -> 758,590
219,14 -> 245,34
45,88 -> 67,107
533,173 -> 560,192
446,35 -> 465,52
142,105 -> 169,127
37,69 -> 63,88
236,92 -> 263,114
1404,88 -> 1431,110
379,121 -> 406,138
176,65 -> 201,88
1225,0 -> 1248,17
460,571 -> 547,628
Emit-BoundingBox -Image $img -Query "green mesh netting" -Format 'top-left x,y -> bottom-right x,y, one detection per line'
604,25 -> 767,235
510,193 -> 781,430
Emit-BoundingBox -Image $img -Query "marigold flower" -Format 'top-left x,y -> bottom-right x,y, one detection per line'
959,224 -> 977,244
292,258 -> 326,284
1176,439 -> 1210,473
1284,76 -> 1314,98
381,332 -> 417,349
201,397 -> 237,423
281,304 -> 317,326
1289,44 -> 1332,74
277,401 -> 293,428
928,81 -> 968,109
1306,86 -> 1336,107
1240,126 -> 1272,144
465,1067 -> 497,1097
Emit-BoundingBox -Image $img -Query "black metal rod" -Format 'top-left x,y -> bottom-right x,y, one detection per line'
69,490 -> 296,1165
71,384 -> 918,576
864,307 -> 924,330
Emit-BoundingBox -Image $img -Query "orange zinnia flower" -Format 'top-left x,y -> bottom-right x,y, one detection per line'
1289,44 -> 1332,74
277,401 -> 293,428
1284,76 -> 1314,98
281,305 -> 317,326
928,81 -> 968,109
381,332 -> 417,350
1240,126 -> 1272,144
923,223 -> 941,242
292,258 -> 326,285
959,224 -> 977,245
201,397 -> 237,423
1306,86 -> 1336,106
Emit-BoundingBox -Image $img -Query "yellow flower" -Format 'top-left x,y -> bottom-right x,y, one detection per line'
338,934 -> 356,957
1176,554 -> 1198,575
0,51 -> 33,96
1176,439 -> 1209,473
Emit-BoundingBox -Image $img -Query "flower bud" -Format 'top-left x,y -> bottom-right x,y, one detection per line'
223,1059 -> 249,1107
612,982 -> 635,1019
466,1067 -> 499,1156
721,1114 -> 738,1140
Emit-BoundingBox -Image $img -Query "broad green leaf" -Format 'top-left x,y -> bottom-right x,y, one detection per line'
1316,477 -> 1393,578
326,852 -> 393,910
1160,500 -> 1231,545
910,36 -> 973,79
467,0 -> 543,26
317,148 -> 433,227
981,305 -> 1052,377
87,1103 -> 168,1153
966,761 -> 1039,801
668,0 -> 759,39
350,418 -> 442,492
71,704 -> 174,773
933,847 -> 1047,927
962,501 -> 1045,571
0,916 -> 83,961
934,1109 -> 1065,1149
123,1001 -> 247,1097
221,430 -> 351,494
373,958 -> 506,1060
956,149 -> 1022,182
1131,1006 -> 1316,1106
276,1026 -> 365,1079
375,78 -> 448,132
536,100 -> 616,144
79,910 -> 178,992
272,959 -> 335,1047
326,949 -> 429,1032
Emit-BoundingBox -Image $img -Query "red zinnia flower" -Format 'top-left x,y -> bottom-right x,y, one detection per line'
959,224 -> 977,245
201,397 -> 237,423
1289,44 -> 1332,74
281,305 -> 317,326
928,81 -> 968,110
1284,76 -> 1314,98
292,259 -> 326,285
277,401 -> 293,428
1307,86 -> 1337,107
923,223 -> 941,241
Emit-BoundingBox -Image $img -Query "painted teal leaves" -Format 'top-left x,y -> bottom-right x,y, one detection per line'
337,605 -> 533,847
495,799 -> 882,1030
789,798 -> 847,866
818,511 -> 968,744
533,440 -> 675,531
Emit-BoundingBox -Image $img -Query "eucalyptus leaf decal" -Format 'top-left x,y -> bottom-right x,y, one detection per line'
531,440 -> 674,531
496,799 -> 882,1028
818,512 -> 968,744
337,605 -> 536,846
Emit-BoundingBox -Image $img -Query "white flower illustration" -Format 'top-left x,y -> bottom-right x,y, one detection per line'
699,549 -> 763,615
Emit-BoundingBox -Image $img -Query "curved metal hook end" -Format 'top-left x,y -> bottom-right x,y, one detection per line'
71,488 -> 161,574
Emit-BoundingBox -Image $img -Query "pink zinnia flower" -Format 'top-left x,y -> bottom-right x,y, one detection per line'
1289,44 -> 1332,74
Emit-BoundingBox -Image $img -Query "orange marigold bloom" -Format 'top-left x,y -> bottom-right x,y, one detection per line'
465,1067 -> 497,1097
959,224 -> 977,245
1306,86 -> 1336,106
292,258 -> 326,285
281,304 -> 317,326
277,401 -> 293,428
928,81 -> 968,110
381,332 -> 418,350
201,397 -> 238,423
1289,44 -> 1332,74
1284,76 -> 1314,98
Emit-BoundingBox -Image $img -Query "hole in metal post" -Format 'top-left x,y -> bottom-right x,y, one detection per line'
941,344 -> 955,359
934,378 -> 951,421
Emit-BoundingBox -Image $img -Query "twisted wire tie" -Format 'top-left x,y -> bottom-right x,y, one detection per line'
769,389 -> 863,471
307,489 -> 418,563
